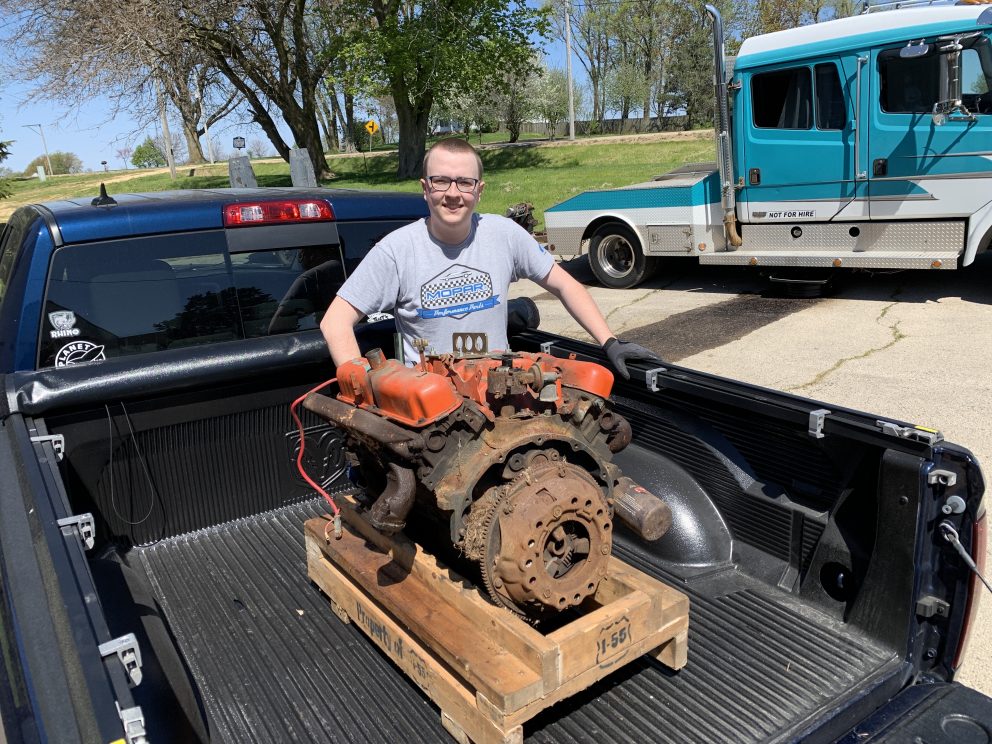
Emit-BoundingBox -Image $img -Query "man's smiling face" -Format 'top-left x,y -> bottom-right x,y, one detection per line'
420,147 -> 485,244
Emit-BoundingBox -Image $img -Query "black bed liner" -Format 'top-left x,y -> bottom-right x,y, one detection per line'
136,500 -> 898,744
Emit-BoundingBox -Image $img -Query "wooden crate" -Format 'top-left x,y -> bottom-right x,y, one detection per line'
305,506 -> 688,744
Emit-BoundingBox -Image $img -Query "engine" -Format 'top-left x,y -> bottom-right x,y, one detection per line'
303,344 -> 671,618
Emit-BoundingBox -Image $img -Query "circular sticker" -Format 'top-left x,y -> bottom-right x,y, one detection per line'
55,340 -> 106,367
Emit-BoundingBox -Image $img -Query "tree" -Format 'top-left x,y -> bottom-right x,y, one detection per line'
157,57 -> 241,165
550,0 -> 613,124
312,6 -> 368,154
1,0 -> 239,171
154,132 -> 187,166
177,0 -> 334,179
22,151 -> 83,176
373,96 -> 399,144
611,0 -> 671,122
4,0 -> 546,180
116,147 -> 134,169
534,67 -> 572,139
605,60 -> 652,122
497,64 -> 539,143
449,59 -> 544,143
550,0 -> 672,127
829,0 -> 858,19
349,0 -> 549,177
738,0 -> 836,37
0,141 -> 13,199
659,0 -> 739,130
247,138 -> 270,158
433,90 -> 500,138
132,137 -> 167,168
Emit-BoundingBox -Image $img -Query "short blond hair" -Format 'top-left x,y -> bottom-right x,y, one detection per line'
423,137 -> 483,179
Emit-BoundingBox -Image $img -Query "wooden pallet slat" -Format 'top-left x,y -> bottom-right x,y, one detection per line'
314,514 -> 543,711
329,498 -> 559,690
305,507 -> 689,744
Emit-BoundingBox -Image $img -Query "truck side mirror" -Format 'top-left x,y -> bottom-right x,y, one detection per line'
931,32 -> 982,125
899,40 -> 929,59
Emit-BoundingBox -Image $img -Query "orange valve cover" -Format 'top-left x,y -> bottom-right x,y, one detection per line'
336,358 -> 375,407
541,353 -> 613,399
337,350 -> 460,428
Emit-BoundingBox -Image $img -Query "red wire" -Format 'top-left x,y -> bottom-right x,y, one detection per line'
290,378 -> 341,518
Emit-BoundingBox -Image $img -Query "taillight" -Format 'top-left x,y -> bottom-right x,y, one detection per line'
953,510 -> 988,670
223,199 -> 334,227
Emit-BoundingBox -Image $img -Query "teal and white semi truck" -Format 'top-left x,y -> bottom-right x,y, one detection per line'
545,1 -> 992,288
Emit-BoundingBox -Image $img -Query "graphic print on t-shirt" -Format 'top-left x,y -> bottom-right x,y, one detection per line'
419,264 -> 499,320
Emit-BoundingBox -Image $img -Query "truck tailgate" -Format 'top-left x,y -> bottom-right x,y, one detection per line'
135,499 -> 900,743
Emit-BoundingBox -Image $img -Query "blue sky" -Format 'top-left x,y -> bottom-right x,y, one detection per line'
2,91 -> 129,173
0,86 -> 276,174
0,11 -> 571,175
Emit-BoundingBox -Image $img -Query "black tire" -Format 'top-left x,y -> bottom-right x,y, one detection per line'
588,223 -> 656,289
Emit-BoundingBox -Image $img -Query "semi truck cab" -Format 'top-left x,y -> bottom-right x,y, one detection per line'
545,2 -> 992,287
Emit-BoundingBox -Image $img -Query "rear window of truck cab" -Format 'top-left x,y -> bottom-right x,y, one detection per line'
38,219 -> 409,369
750,63 -> 846,130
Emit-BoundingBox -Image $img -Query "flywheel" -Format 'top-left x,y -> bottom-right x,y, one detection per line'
468,460 -> 613,616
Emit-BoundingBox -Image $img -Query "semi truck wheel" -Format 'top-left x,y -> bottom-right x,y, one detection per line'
588,223 -> 656,288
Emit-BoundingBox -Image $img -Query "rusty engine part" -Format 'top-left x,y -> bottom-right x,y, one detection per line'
303,344 -> 672,618
504,202 -> 537,234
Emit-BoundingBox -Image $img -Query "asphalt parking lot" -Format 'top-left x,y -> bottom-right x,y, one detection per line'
510,252 -> 992,696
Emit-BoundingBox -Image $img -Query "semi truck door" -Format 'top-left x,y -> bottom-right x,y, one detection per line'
741,58 -> 865,224
869,34 -> 992,220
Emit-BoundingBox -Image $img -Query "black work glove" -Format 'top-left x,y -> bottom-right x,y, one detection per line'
506,297 -> 541,335
603,337 -> 661,380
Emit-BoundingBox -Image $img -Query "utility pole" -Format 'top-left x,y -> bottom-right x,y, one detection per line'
23,124 -> 53,176
564,0 -> 576,140
155,77 -> 177,179
204,117 -> 216,164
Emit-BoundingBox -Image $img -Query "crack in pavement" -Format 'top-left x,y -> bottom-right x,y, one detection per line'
787,301 -> 907,392
605,289 -> 656,332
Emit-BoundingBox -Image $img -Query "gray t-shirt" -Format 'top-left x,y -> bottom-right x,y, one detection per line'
338,214 -> 555,362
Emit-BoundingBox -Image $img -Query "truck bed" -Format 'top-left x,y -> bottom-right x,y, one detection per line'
18,333 -> 960,743
135,490 -> 898,743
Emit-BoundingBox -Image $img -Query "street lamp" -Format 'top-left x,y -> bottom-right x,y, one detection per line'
23,124 -> 53,176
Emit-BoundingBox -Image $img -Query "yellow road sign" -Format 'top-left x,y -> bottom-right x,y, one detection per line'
365,120 -> 379,135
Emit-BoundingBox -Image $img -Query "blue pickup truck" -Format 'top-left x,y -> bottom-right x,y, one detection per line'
0,187 -> 989,743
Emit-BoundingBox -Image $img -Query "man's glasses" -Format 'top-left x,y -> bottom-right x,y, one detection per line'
426,175 -> 479,193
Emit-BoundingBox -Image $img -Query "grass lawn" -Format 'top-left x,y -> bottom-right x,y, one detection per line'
0,132 -> 716,229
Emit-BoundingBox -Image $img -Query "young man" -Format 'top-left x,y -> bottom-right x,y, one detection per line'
320,138 -> 656,378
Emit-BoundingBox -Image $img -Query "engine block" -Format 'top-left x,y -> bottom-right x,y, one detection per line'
304,346 -> 671,618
